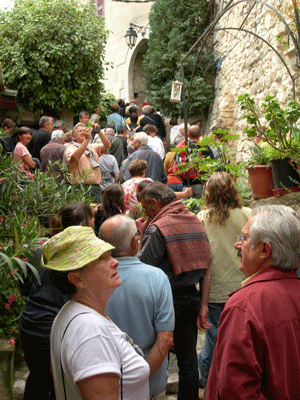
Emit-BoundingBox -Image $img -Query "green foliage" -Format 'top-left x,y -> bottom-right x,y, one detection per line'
0,283 -> 24,341
0,0 -> 109,116
0,152 -> 92,340
238,94 -> 300,164
246,143 -> 271,167
171,131 -> 242,183
143,0 -> 215,118
98,92 -> 117,128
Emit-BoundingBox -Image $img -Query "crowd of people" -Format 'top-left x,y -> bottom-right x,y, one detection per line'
2,101 -> 300,400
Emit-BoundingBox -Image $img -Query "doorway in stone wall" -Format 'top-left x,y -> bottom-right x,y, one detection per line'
128,38 -> 148,113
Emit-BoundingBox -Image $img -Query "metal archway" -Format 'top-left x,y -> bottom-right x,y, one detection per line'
180,0 -> 300,135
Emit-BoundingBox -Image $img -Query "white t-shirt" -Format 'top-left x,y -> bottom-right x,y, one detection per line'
147,136 -> 165,159
51,300 -> 150,400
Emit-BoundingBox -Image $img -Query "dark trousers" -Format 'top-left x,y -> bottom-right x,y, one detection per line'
173,286 -> 200,400
20,332 -> 55,400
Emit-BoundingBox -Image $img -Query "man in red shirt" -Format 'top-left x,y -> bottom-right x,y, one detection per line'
206,205 -> 300,400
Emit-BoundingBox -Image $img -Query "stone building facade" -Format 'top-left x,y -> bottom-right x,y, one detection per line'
101,0 -> 153,111
100,1 -> 298,163
204,0 -> 300,163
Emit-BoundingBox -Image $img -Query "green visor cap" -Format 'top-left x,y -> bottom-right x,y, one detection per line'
41,226 -> 114,271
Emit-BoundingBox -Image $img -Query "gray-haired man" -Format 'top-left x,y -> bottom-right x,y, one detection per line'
206,205 -> 300,399
100,215 -> 174,399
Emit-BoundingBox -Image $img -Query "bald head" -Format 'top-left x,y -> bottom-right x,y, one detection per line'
189,125 -> 202,141
100,215 -> 138,257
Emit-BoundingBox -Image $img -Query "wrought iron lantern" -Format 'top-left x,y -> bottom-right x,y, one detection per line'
170,80 -> 183,103
125,23 -> 143,49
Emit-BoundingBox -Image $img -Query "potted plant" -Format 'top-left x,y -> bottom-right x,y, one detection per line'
171,129 -> 242,211
245,143 -> 274,199
238,94 -> 300,194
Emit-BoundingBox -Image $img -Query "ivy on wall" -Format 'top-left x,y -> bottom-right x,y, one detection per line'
143,0 -> 215,118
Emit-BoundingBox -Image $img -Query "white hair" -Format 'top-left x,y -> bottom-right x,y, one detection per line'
178,123 -> 190,135
100,215 -> 137,256
134,131 -> 148,146
73,122 -> 85,137
90,114 -> 100,123
51,129 -> 65,141
250,205 -> 300,270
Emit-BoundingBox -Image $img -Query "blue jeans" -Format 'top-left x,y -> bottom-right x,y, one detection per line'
198,303 -> 225,392
168,183 -> 183,192
173,286 -> 200,400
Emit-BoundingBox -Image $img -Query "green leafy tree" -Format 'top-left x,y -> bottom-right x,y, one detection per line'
143,0 -> 215,118
0,0 -> 109,116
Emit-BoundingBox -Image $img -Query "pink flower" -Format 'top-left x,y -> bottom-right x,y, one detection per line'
38,240 -> 45,244
6,294 -> 17,306
11,329 -> 19,335
23,224 -> 26,227
0,217 -> 3,223
7,338 -> 15,346
22,258 -> 28,262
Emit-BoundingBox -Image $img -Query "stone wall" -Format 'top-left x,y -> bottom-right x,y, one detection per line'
205,0 -> 300,163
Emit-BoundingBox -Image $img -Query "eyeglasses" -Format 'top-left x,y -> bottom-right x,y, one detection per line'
236,234 -> 250,244
135,229 -> 141,237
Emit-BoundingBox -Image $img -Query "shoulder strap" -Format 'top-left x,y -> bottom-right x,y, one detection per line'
60,311 -> 123,399
61,312 -> 90,400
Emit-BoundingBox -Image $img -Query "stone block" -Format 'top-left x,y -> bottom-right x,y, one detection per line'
12,381 -> 25,400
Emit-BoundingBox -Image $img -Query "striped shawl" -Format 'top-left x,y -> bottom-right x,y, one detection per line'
148,200 -> 211,275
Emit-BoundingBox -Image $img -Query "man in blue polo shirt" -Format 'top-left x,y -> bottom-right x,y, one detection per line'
100,215 -> 174,399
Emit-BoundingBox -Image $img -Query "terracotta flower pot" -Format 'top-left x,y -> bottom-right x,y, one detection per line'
247,165 -> 274,199
272,187 -> 300,196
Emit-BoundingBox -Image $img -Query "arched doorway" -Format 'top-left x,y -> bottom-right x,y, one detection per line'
128,38 -> 148,111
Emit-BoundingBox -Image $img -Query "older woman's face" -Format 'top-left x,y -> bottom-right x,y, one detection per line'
81,251 -> 121,294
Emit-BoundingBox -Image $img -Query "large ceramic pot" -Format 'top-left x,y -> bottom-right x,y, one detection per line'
247,165 -> 274,199
270,158 -> 300,189
0,340 -> 15,400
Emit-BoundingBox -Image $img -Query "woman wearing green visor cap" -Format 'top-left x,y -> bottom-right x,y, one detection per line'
42,225 -> 150,400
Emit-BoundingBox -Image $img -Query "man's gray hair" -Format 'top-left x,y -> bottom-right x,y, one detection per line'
250,205 -> 300,271
73,122 -> 85,137
105,128 -> 115,137
53,120 -> 66,130
51,129 -> 65,141
90,114 -> 100,123
127,142 -> 135,155
100,215 -> 137,257
134,131 -> 148,146
39,116 -> 53,128
178,123 -> 190,135
142,105 -> 153,115
141,181 -> 176,207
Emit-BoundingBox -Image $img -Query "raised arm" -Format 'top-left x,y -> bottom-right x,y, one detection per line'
69,128 -> 92,164
95,130 -> 111,157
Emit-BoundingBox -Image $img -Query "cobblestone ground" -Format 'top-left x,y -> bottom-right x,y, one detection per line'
13,331 -> 206,400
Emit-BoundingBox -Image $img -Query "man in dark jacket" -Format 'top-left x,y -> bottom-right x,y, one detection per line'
123,132 -> 167,183
136,182 -> 212,400
27,116 -> 53,160
140,105 -> 166,141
